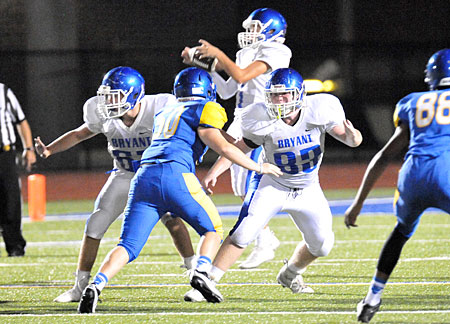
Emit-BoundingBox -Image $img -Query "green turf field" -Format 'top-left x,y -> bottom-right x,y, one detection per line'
1,190 -> 449,323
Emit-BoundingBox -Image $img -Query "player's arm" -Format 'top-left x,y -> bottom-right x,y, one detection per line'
344,122 -> 409,228
328,119 -> 363,147
201,134 -> 255,194
34,124 -> 97,158
210,72 -> 239,100
184,40 -> 269,84
198,127 -> 280,194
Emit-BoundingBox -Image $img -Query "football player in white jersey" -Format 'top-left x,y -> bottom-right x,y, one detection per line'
181,8 -> 291,272
191,68 -> 362,302
34,67 -> 196,303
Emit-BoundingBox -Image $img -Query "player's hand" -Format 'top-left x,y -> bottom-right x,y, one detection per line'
181,47 -> 193,65
201,174 -> 217,195
344,202 -> 362,228
260,163 -> 283,177
34,136 -> 50,158
196,39 -> 220,59
343,119 -> 362,147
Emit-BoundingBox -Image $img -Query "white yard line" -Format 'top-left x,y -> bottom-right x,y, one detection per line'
1,310 -> 449,317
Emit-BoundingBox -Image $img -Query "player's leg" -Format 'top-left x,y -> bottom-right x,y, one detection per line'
277,184 -> 334,293
164,169 -> 224,303
161,213 -> 196,269
54,171 -> 131,302
357,156 -> 430,323
79,166 -> 161,313
227,119 -> 280,269
209,176 -> 283,286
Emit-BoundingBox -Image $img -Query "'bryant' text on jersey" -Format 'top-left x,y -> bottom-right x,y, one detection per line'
111,136 -> 152,149
277,134 -> 312,148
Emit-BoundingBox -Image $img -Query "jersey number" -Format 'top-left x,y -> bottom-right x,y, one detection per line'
273,145 -> 322,174
153,106 -> 186,139
112,149 -> 145,172
415,91 -> 450,128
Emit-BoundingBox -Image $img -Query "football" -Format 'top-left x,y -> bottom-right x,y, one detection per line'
188,47 -> 218,72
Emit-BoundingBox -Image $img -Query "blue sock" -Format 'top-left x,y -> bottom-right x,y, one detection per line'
93,272 -> 108,291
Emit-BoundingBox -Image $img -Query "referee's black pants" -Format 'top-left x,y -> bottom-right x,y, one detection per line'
0,150 -> 26,255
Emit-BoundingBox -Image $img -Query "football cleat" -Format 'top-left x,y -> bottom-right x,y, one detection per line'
239,246 -> 275,269
276,262 -> 314,293
190,270 -> 223,303
54,272 -> 90,303
184,288 -> 206,302
54,287 -> 83,303
357,298 -> 381,323
77,284 -> 100,314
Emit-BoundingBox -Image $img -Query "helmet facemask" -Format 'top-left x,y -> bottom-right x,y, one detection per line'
238,20 -> 268,48
265,84 -> 305,119
97,85 -> 139,119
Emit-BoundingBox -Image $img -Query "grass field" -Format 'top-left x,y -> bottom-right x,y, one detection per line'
1,190 -> 449,323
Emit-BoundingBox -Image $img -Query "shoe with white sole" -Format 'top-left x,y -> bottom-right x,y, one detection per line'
54,272 -> 90,303
77,284 -> 100,314
239,230 -> 280,269
184,288 -> 206,302
54,287 -> 83,303
239,246 -> 275,269
357,298 -> 381,323
190,270 -> 223,303
276,262 -> 314,293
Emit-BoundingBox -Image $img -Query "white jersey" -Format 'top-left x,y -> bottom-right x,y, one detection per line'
241,93 -> 345,188
83,93 -> 177,172
235,41 -> 291,108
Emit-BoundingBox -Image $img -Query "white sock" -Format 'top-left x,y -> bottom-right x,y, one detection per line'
75,270 -> 90,290
365,277 -> 386,306
287,262 -> 306,275
183,255 -> 197,270
210,265 -> 225,282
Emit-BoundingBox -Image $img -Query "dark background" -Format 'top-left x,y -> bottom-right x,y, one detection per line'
1,0 -> 448,171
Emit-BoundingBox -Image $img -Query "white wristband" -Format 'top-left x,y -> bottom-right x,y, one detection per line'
257,163 -> 263,175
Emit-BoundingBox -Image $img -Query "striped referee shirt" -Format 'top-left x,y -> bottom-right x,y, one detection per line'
0,83 -> 25,149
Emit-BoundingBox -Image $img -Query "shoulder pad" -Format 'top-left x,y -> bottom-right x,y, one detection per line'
241,103 -> 274,136
83,97 -> 101,124
303,94 -> 345,126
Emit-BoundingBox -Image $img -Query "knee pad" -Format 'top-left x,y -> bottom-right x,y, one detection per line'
229,233 -> 252,248
85,209 -> 120,240
308,232 -> 334,257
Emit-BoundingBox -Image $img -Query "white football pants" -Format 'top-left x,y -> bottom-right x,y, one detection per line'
229,175 -> 334,257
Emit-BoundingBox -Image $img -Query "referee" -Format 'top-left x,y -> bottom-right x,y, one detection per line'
0,83 -> 36,257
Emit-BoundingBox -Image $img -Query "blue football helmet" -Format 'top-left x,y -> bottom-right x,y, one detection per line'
173,67 -> 216,101
238,8 -> 287,49
97,66 -> 145,119
265,68 -> 306,119
424,49 -> 450,90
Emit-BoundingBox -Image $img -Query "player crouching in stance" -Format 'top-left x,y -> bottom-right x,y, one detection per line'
191,68 -> 362,302
345,48 -> 450,323
77,67 -> 282,313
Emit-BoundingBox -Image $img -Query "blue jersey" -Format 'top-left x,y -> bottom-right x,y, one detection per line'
394,89 -> 450,158
141,99 -> 228,172
392,89 -> 450,237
